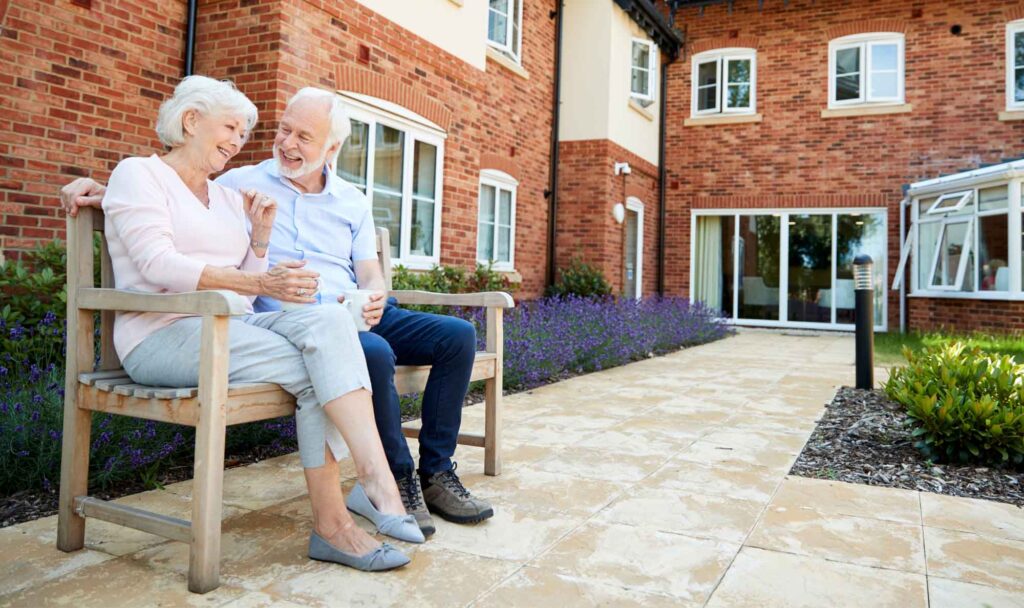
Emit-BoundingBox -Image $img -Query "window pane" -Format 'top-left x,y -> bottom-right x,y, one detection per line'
787,214 -> 832,323
835,213 -> 886,326
698,86 -> 717,111
979,214 -> 1009,291
410,200 -> 434,257
836,74 -> 860,100
478,223 -> 494,261
870,71 -> 898,98
694,216 -> 735,317
498,190 -> 512,224
511,1 -> 520,57
931,222 -> 969,287
726,84 -> 750,108
497,226 -> 511,262
479,185 -> 496,223
871,43 -> 898,71
979,186 -> 1008,212
697,61 -> 718,87
738,215 -> 781,320
488,0 -> 508,45
337,119 -> 368,191
917,221 -> 940,288
413,141 -> 436,200
632,42 -> 650,70
1016,31 -> 1024,67
836,47 -> 860,75
373,192 -> 402,259
727,59 -> 750,84
632,68 -> 649,96
1016,68 -> 1024,103
373,124 -> 404,191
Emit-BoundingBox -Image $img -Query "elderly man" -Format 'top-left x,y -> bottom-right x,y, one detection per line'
61,86 -> 493,536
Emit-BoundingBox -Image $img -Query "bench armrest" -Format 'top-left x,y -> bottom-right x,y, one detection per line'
388,290 -> 514,308
76,288 -> 250,316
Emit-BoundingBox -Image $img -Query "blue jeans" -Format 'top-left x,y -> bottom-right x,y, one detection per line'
360,300 -> 476,478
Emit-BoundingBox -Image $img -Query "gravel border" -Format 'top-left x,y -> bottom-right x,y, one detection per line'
790,386 -> 1024,508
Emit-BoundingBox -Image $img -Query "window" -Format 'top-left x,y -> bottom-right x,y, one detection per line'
631,39 -> 656,102
691,49 -> 756,116
477,170 -> 517,270
909,184 -> 1017,295
488,0 -> 522,63
1007,20 -> 1024,110
337,106 -> 444,268
828,33 -> 904,107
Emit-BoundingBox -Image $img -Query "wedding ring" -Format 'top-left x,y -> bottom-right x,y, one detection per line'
297,288 -> 306,296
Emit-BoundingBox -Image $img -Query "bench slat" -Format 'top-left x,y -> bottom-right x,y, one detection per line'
79,370 -> 132,386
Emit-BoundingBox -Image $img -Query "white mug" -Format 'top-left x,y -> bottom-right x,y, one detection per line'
280,278 -> 322,312
341,289 -> 377,332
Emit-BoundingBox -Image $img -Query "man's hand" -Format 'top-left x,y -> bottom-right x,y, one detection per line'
59,178 -> 105,217
338,290 -> 386,327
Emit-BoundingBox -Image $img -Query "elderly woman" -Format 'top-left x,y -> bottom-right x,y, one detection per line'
102,75 -> 420,572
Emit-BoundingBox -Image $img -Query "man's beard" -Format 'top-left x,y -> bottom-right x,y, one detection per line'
273,143 -> 330,179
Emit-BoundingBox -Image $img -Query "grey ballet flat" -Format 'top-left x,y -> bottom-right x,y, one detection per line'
308,531 -> 410,571
346,482 -> 426,544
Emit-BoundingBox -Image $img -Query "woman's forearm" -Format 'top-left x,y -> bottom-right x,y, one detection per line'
197,265 -> 264,295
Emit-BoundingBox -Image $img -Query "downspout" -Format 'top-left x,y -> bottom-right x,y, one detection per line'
545,1 -> 565,289
899,193 -> 909,334
184,0 -> 198,77
657,6 -> 682,296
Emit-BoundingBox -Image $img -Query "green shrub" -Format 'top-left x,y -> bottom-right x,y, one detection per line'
391,262 -> 516,314
545,257 -> 612,298
885,342 -> 1024,467
0,240 -> 70,328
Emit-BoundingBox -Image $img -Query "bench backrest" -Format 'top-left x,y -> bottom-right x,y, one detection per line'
67,206 -> 395,372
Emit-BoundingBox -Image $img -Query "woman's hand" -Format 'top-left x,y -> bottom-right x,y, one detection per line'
242,189 -> 277,232
59,178 -> 106,217
260,259 -> 320,303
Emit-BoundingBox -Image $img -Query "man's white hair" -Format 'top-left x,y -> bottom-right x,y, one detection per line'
287,87 -> 352,150
155,75 -> 258,148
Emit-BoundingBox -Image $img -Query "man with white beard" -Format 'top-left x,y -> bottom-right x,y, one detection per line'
60,87 -> 494,538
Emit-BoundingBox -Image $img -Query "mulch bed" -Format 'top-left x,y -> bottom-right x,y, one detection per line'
791,386 -> 1024,508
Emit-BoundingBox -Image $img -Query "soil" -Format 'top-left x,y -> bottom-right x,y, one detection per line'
790,387 -> 1024,508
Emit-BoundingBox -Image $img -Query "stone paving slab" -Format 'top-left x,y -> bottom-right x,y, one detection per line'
2,331 -> 1023,607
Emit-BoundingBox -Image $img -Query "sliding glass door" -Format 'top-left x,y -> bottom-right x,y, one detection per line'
692,209 -> 887,330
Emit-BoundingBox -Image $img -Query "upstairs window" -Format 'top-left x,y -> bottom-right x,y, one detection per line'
691,49 -> 756,116
631,39 -> 656,103
488,0 -> 522,63
1007,20 -> 1024,110
828,33 -> 904,107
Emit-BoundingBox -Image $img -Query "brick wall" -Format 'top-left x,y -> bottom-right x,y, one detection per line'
663,0 -> 1024,331
0,0 -> 185,254
556,138 -> 660,296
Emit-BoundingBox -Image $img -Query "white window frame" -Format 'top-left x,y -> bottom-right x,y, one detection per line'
630,38 -> 657,102
690,48 -> 757,117
1007,20 -> 1024,110
925,190 -> 973,215
476,169 -> 517,271
342,104 -> 446,270
487,0 -> 523,64
625,197 -> 645,299
688,207 -> 889,332
828,33 -> 905,108
925,218 -> 974,291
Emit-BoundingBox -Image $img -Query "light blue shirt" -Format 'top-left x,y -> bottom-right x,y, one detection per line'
216,159 -> 378,312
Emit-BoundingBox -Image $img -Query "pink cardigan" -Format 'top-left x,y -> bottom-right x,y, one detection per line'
102,155 -> 269,360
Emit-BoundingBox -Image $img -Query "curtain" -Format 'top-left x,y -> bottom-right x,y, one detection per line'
694,216 -> 723,311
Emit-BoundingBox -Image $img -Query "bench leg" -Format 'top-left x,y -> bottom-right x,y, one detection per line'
484,376 -> 502,476
189,316 -> 229,594
56,395 -> 92,552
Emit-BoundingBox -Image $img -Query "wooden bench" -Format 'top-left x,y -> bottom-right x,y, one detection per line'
56,207 -> 513,593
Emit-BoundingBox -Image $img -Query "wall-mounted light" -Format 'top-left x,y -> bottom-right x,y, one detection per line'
613,203 -> 626,224
613,162 -> 632,176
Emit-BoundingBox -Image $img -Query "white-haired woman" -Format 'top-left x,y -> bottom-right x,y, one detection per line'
101,75 -> 420,572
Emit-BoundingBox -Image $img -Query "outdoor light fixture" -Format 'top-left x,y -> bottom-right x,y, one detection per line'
613,203 -> 626,224
613,162 -> 632,176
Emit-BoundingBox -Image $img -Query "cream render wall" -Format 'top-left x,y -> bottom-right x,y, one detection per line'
559,0 -> 660,167
353,0 -> 488,70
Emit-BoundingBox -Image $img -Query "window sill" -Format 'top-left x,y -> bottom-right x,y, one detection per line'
684,113 -> 762,127
821,103 -> 912,118
447,0 -> 463,5
629,97 -> 655,121
909,291 -> 1024,301
486,47 -> 529,80
999,110 -> 1024,121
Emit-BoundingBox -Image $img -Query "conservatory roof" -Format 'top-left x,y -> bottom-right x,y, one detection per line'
909,158 -> 1024,197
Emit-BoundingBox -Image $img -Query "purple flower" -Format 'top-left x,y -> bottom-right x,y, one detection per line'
41,311 -> 57,326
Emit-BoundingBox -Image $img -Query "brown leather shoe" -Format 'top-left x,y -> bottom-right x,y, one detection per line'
396,471 -> 435,537
421,463 -> 494,524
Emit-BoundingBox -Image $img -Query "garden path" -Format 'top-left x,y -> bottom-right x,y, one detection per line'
2,331 -> 1022,607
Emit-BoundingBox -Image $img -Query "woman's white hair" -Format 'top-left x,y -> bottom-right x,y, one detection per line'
287,87 -> 352,149
155,75 -> 258,148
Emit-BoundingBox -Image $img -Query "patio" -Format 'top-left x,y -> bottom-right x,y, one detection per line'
1,331 -> 1022,607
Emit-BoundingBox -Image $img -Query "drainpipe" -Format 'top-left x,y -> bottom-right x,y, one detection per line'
184,0 -> 198,77
899,194 -> 909,334
545,1 -> 565,290
657,6 -> 682,296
